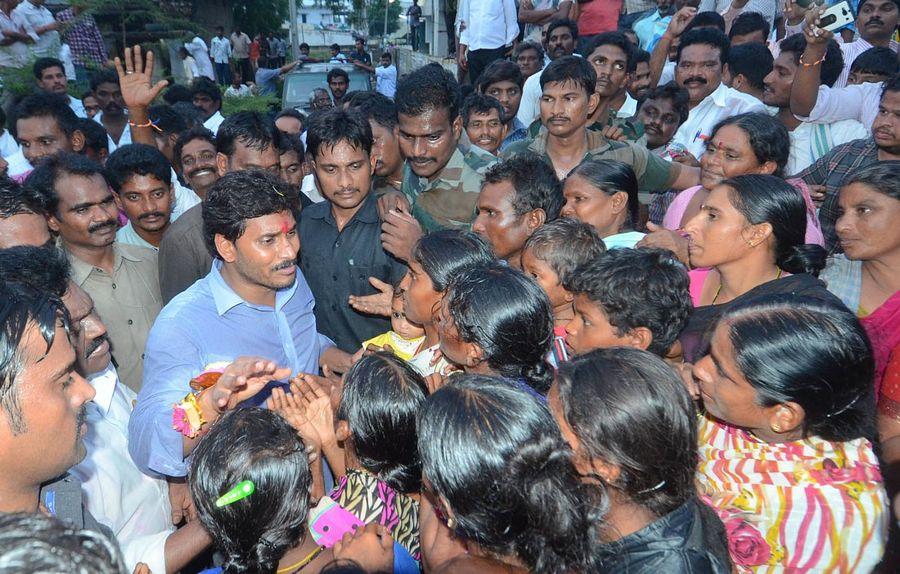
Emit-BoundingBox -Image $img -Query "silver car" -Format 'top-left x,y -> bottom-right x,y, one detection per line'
281,62 -> 371,112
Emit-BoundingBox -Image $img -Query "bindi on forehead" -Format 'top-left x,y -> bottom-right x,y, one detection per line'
280,219 -> 292,234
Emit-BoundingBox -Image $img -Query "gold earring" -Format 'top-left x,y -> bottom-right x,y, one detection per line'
771,424 -> 782,433
447,517 -> 456,530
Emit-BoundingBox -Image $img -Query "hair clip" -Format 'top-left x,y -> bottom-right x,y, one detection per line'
273,185 -> 285,198
215,480 -> 256,507
636,480 -> 666,495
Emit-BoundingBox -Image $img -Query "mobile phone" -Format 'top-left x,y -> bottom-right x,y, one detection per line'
819,1 -> 855,33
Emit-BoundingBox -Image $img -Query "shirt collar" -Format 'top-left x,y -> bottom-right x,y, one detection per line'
87,362 -> 118,416
209,259 -> 299,315
310,190 -> 380,225
709,82 -> 730,107
66,243 -> 142,285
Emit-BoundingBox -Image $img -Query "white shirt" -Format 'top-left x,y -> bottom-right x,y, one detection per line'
671,82 -> 767,158
203,110 -> 225,135
184,37 -> 215,80
11,0 -> 59,57
94,112 -> 132,153
836,38 -> 899,89
604,230 -> 646,249
798,81 -> 882,129
456,0 -> 518,51
0,130 -> 18,158
659,60 -> 676,86
375,64 -> 397,98
70,364 -> 173,574
6,148 -> 31,179
182,55 -> 200,79
68,94 -> 87,118
301,173 -> 325,203
617,93 -> 638,118
171,168 -> 201,219
0,9 -> 29,67
59,43 -> 76,81
225,84 -> 252,98
697,0 -> 777,27
210,35 -> 232,64
116,221 -> 157,251
785,119 -> 870,176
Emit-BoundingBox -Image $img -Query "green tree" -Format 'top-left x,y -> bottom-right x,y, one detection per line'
367,0 -> 402,38
232,0 -> 290,35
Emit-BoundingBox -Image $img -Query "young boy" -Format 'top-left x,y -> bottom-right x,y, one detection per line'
521,218 -> 605,364
564,248 -> 691,360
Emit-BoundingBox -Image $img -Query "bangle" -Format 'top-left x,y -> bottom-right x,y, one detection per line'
172,391 -> 207,438
799,52 -> 826,67
128,119 -> 153,128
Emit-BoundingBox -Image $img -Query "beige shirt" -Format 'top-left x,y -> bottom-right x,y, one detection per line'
67,243 -> 162,393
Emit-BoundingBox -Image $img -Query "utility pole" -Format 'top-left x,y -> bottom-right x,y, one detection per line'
289,0 -> 300,60
383,0 -> 393,48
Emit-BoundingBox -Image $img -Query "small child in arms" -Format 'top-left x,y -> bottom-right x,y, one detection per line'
362,288 -> 426,361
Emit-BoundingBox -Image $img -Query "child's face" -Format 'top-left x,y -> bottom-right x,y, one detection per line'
521,248 -> 571,309
391,295 -> 425,340
565,293 -> 632,356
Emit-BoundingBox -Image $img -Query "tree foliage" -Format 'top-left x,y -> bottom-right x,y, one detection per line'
367,0 -> 403,38
232,0 -> 290,35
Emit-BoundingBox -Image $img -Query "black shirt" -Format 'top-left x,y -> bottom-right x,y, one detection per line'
349,49 -> 371,66
299,192 -> 407,353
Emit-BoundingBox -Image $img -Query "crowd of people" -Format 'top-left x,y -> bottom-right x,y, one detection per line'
0,0 -> 899,573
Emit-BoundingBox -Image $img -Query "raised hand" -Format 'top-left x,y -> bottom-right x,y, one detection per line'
291,374 -> 338,447
206,357 -> 292,413
666,7 -> 697,38
636,222 -> 690,266
382,206 -> 423,262
114,45 -> 169,110
268,386 -> 323,448
348,276 -> 394,317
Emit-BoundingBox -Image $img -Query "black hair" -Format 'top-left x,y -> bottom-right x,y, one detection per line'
882,72 -> 900,97
727,43 -> 773,91
0,512 -> 127,574
0,281 -> 68,434
711,112 -> 790,177
174,125 -> 216,165
728,11 -> 771,41
345,91 -> 398,130
858,0 -> 900,11
483,153 -> 564,220
683,10 -> 726,33
202,170 -> 295,260
172,101 -> 203,128
190,408 -> 312,574
336,352 -> 429,493
381,51 -> 392,62
677,28 -> 730,65
514,40 -> 545,63
0,176 -> 45,218
720,295 -> 876,442
445,264 -> 555,393
300,42 -> 310,51
330,43 -> 340,51
850,46 -> 899,77
461,93 -> 506,126
191,77 -> 222,103
568,159 -> 640,229
277,132 -> 305,162
306,107 -> 373,159
274,107 -> 305,125
842,160 -> 900,201
0,246 -> 70,299
32,57 -> 65,80
12,93 -> 79,138
327,68 -> 350,83
546,18 -> 579,42
523,217 -> 606,286
566,248 -> 691,356
104,143 -> 172,194
556,347 -> 698,516
585,31 -> 635,72
77,118 -> 109,156
215,111 -> 278,157
477,59 -> 526,92
89,69 -> 119,92
411,229 -> 495,292
722,174 -> 827,276
632,47 -> 651,66
640,81 -> 690,124
395,63 -> 461,121
778,34 -> 844,88
458,84 -> 475,108
24,152 -> 106,217
417,375 -> 596,574
147,104 -> 189,136
540,55 -> 597,96
163,84 -> 193,105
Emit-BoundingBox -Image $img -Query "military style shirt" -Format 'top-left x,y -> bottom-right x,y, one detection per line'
504,128 -> 676,191
401,147 -> 497,231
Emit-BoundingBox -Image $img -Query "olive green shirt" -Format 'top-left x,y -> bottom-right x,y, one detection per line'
401,147 -> 497,232
504,128 -> 676,191
67,243 -> 163,393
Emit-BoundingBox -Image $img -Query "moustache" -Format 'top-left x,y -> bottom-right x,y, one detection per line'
88,220 -> 117,234
188,166 -> 216,178
867,18 -> 884,26
76,406 -> 87,439
685,77 -> 707,85
85,334 -> 107,359
272,260 -> 295,272
411,157 -> 435,164
138,211 -> 166,221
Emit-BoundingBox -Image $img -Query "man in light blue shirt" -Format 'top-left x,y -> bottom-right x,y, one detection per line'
129,170 -> 350,478
633,0 -> 679,51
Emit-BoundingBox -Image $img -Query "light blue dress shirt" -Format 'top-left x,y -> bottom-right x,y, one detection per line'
128,260 -> 334,477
